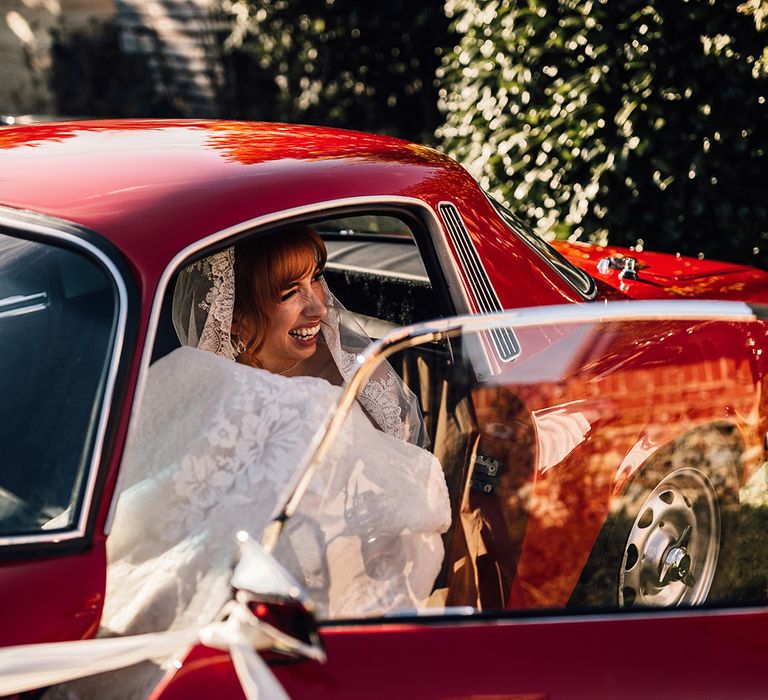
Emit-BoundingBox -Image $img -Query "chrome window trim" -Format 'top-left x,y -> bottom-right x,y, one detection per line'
367,299 -> 759,345
321,601 -> 768,628
105,194 -> 471,533
0,207 -> 128,547
325,261 -> 430,284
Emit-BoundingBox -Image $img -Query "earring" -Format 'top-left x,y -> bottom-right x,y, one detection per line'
231,334 -> 246,355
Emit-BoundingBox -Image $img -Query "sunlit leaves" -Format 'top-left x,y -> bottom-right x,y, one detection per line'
440,0 -> 768,265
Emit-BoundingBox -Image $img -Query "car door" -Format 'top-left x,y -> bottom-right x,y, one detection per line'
0,209 -> 134,646
153,300 -> 768,699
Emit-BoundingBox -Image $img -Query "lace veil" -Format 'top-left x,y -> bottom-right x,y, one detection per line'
172,246 -> 428,447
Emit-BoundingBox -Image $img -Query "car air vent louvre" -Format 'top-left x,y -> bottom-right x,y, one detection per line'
437,202 -> 520,361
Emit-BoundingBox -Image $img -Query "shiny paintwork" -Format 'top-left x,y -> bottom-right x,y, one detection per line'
555,240 -> 768,302
151,608 -> 768,700
2,120 -> 768,697
493,317 -> 767,610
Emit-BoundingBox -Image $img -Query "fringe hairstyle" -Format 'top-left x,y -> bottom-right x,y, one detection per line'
233,225 -> 327,364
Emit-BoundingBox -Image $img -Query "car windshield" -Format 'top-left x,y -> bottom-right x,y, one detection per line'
488,196 -> 597,299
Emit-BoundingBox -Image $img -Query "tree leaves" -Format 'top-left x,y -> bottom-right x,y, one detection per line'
440,0 -> 768,266
221,0 -> 454,144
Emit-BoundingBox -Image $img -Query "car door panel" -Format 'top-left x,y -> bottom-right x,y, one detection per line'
154,609 -> 768,699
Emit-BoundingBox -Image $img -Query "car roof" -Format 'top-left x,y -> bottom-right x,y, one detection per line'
0,120 -> 468,275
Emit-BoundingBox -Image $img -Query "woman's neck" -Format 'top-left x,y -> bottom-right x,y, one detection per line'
275,359 -> 301,376
300,343 -> 344,386
236,353 -> 301,376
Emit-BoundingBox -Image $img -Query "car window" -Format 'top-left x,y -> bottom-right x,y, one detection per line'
305,306 -> 768,620
150,213 -> 446,364
488,196 -> 597,299
0,233 -> 116,536
316,214 -> 441,332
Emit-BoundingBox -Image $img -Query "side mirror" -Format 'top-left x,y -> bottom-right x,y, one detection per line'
231,531 -> 325,662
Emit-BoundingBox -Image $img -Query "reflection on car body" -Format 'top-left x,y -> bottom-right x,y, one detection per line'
1,120 -> 768,699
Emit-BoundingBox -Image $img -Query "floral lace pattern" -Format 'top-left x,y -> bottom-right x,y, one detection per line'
105,348 -> 450,635
173,248 -> 236,361
321,282 -> 424,444
47,347 -> 450,699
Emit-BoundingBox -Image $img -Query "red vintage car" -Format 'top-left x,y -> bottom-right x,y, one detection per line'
1,120 -> 768,698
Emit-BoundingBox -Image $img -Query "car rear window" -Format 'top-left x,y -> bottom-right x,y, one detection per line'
0,233 -> 116,536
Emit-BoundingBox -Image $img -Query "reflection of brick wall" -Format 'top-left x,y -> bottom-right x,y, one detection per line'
472,350 -> 759,610
475,354 -> 754,459
0,0 -> 114,114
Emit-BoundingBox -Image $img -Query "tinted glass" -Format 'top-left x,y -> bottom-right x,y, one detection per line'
0,234 -> 116,535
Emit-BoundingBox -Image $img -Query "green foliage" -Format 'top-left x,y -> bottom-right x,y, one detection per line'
221,0 -> 453,144
739,0 -> 768,32
439,0 -> 768,266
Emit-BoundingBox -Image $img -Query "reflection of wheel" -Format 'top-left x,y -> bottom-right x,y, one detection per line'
618,467 -> 722,607
572,427 -> 741,609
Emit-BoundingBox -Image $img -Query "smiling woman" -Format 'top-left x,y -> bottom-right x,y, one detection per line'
171,225 -> 428,446
29,224 -> 451,697
231,226 -> 332,377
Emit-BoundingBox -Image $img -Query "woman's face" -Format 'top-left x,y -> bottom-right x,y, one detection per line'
255,267 -> 328,372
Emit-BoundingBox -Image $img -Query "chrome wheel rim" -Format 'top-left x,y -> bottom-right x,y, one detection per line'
618,467 -> 721,607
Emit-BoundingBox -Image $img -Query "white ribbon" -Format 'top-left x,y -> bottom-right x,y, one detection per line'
0,600 -> 295,699
0,629 -> 197,695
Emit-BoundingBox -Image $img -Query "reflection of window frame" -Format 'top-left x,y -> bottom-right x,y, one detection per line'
0,208 -> 129,551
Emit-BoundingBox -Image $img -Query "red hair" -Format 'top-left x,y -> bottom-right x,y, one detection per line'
233,225 -> 327,361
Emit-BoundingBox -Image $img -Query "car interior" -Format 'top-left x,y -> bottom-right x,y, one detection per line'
147,214 -> 494,609
0,233 -> 115,535
147,212 -> 542,615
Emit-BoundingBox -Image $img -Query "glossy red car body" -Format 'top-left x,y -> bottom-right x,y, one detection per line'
2,120 -> 768,698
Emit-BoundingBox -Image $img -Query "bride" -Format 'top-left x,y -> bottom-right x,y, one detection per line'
172,224 -> 429,446
41,226 -> 450,697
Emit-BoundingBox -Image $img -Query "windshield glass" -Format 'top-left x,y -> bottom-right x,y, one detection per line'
488,196 -> 596,299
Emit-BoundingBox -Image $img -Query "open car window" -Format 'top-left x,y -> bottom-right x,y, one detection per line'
316,214 -> 441,332
300,302 -> 768,620
0,233 -> 117,537
151,211 -> 447,363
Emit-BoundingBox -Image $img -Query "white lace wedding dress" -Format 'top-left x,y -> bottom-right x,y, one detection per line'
46,346 -> 450,698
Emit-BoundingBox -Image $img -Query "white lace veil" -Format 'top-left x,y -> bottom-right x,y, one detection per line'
171,245 -> 428,447
46,348 -> 449,698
